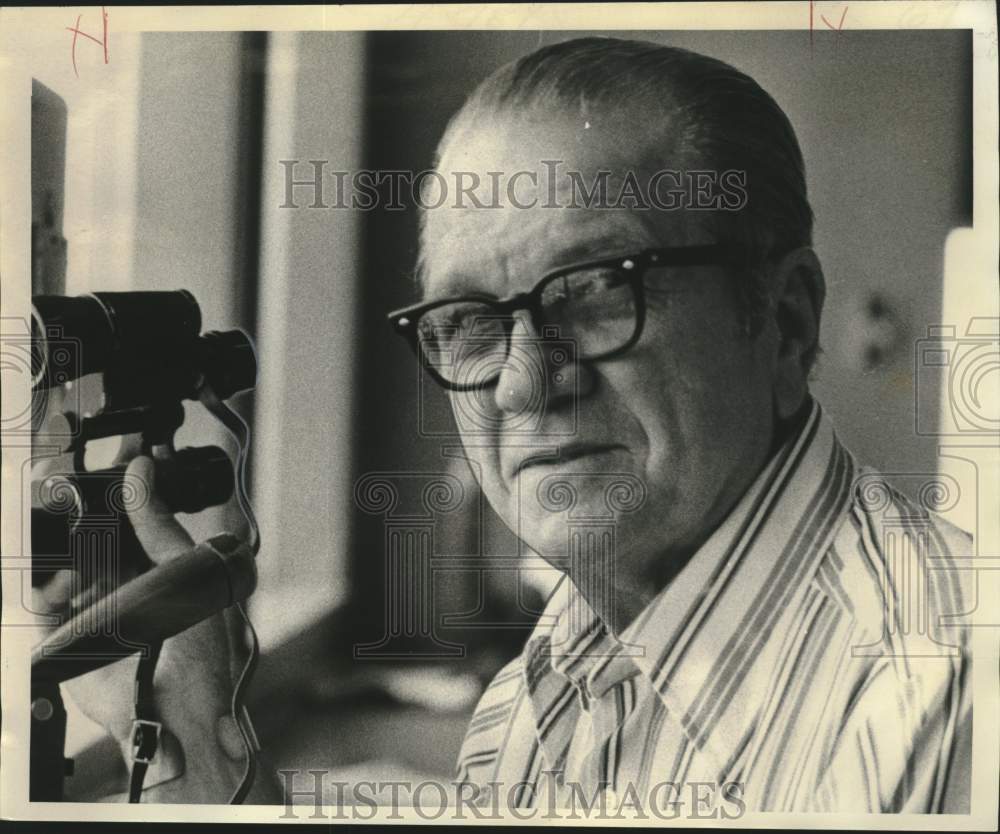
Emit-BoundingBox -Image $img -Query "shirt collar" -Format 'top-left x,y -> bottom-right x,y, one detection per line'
522,398 -> 856,770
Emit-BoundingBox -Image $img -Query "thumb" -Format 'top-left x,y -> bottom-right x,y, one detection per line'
123,455 -> 195,563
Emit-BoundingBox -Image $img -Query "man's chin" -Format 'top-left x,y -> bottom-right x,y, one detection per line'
512,463 -> 648,518
513,499 -> 642,557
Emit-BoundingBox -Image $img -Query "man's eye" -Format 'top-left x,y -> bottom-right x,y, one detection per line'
541,268 -> 627,315
559,267 -> 628,302
421,303 -> 503,343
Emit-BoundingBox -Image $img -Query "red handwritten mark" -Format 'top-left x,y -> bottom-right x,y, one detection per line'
66,7 -> 109,78
821,6 -> 849,37
809,1 -> 848,49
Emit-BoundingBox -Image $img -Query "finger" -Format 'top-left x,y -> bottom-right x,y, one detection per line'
123,456 -> 195,563
216,713 -> 247,761
31,568 -> 75,615
31,452 -> 76,481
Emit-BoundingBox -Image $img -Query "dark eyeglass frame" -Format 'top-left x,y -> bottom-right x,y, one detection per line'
388,244 -> 739,392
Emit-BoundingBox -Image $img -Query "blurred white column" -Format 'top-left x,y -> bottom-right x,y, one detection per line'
253,32 -> 365,650
937,228 -> 999,546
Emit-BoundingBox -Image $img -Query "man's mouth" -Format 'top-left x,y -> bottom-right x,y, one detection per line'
513,443 -> 623,477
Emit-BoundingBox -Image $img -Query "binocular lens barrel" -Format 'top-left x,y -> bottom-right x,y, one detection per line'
31,291 -> 201,389
31,291 -> 256,400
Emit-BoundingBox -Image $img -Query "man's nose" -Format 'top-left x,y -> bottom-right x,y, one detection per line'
492,311 -> 584,418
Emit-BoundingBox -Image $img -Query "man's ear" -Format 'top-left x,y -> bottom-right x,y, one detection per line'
768,247 -> 825,421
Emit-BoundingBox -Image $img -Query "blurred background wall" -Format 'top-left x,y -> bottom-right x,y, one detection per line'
25,26 -> 977,795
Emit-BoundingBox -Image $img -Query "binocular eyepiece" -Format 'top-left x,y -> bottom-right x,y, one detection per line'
32,290 -> 256,404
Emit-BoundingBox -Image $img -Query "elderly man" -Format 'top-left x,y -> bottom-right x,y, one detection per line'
51,37 -> 972,813
387,36 -> 972,815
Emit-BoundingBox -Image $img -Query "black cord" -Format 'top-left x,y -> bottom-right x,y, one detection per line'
228,600 -> 260,804
199,383 -> 262,804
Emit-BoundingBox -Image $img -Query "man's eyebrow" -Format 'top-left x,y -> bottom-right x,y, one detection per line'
423,233 -> 655,301
421,272 -> 499,303
547,235 -> 650,270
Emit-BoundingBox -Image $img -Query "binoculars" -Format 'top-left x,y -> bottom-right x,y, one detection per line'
30,290 -> 260,684
30,290 -> 257,587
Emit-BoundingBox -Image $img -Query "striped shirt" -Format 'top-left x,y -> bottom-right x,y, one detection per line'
456,399 -> 973,814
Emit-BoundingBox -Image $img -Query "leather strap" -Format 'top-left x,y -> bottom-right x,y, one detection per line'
128,640 -> 163,802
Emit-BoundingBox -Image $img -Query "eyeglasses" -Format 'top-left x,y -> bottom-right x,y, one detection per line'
388,245 -> 738,392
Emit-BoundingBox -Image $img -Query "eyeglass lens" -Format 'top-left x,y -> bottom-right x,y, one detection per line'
417,263 -> 638,388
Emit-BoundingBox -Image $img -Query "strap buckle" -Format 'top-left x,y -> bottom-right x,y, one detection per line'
131,719 -> 162,765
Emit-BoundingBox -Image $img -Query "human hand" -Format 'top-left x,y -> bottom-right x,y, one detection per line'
32,454 -> 250,801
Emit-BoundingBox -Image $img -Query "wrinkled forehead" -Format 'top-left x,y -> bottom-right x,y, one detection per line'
421,111 -> 699,300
